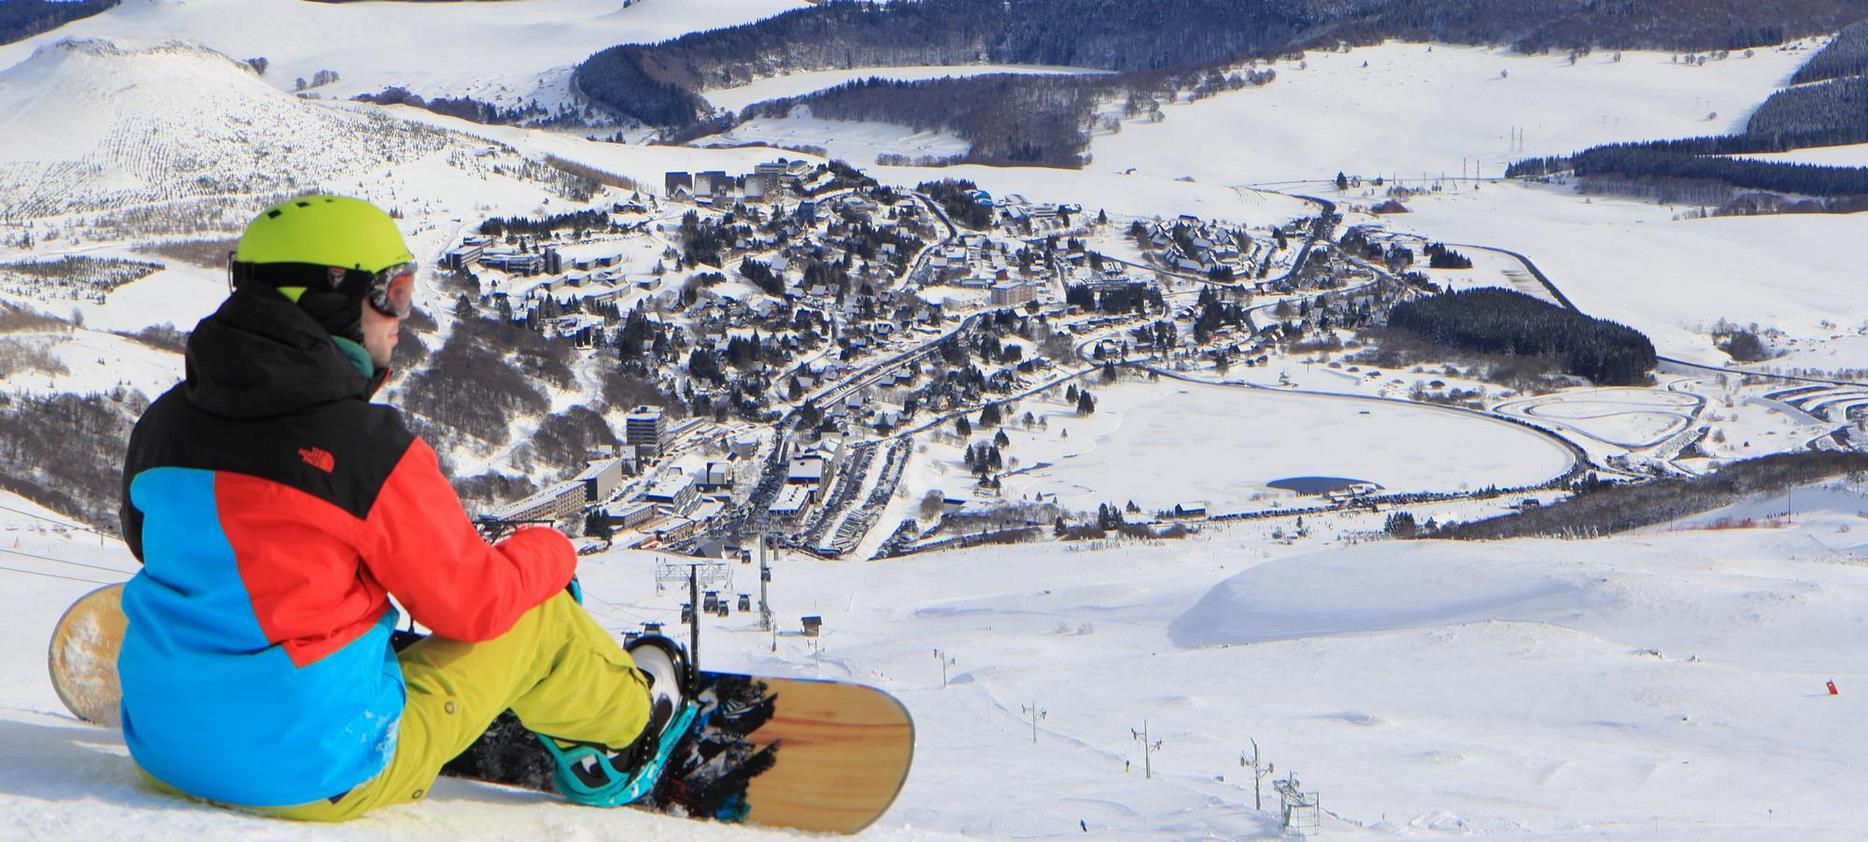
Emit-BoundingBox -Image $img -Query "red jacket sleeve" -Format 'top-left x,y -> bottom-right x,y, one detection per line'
359,438 -> 576,642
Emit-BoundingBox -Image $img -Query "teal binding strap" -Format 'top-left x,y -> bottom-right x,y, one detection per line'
539,702 -> 701,808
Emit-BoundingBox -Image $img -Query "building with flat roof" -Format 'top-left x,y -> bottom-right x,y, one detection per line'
642,469 -> 699,516
625,405 -> 668,457
494,479 -> 586,524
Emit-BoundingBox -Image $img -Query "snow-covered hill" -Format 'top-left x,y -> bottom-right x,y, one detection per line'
0,38 -> 464,224
0,0 -> 807,112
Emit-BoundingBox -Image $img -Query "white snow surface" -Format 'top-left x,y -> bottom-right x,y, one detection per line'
1734,142 -> 1868,168
9,484 -> 1868,839
1382,184 -> 1868,366
1088,40 -> 1817,186
936,379 -> 1573,514
0,0 -> 807,109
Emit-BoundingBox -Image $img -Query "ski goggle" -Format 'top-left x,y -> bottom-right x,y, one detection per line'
366,262 -> 416,319
228,254 -> 416,319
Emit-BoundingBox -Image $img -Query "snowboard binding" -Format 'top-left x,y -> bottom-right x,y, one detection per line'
539,634 -> 699,808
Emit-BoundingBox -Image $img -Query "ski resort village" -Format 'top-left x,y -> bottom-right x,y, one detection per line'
5,0 -> 1868,838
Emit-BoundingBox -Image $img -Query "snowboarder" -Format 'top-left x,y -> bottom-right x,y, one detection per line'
117,195 -> 682,820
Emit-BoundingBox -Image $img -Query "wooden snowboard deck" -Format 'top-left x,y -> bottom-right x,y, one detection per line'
707,674 -> 914,833
47,582 -> 126,727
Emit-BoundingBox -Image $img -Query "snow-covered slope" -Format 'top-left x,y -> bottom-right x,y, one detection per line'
0,38 -> 457,222
1089,40 -> 1818,186
8,483 -> 1868,838
0,0 -> 807,111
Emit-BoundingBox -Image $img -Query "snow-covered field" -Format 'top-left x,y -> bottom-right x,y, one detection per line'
10,480 -> 1868,839
698,110 -> 973,169
1735,142 -> 1868,168
1360,183 -> 1868,368
1088,40 -> 1817,186
918,378 -> 1573,515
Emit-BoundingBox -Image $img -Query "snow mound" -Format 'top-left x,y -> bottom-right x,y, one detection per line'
1168,540 -> 1598,647
0,37 -> 459,222
1169,525 -> 1868,674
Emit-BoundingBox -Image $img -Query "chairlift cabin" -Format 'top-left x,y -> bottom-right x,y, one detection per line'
643,621 -> 664,635
801,615 -> 823,638
738,593 -> 753,612
681,603 -> 694,623
703,590 -> 721,612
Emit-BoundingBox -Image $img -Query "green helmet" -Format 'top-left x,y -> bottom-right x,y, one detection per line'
235,195 -> 412,272
230,195 -> 416,343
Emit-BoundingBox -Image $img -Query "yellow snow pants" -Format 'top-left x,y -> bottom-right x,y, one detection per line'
264,591 -> 651,821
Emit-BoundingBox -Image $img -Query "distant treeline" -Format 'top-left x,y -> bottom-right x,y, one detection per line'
574,0 -> 1313,127
1387,288 -> 1656,386
354,87 -> 547,125
1792,19 -> 1868,83
1436,450 -> 1868,540
747,75 -> 1102,167
478,209 -> 612,239
0,0 -> 117,46
1512,135 -> 1868,199
570,0 -> 1865,166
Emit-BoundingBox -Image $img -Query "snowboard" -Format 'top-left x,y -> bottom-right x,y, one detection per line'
48,582 -> 914,834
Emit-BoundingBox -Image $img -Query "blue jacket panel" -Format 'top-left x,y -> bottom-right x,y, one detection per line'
118,467 -> 404,807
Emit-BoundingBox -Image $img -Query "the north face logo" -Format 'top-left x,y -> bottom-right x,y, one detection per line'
299,446 -> 335,473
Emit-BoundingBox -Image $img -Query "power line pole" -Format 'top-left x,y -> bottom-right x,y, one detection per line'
687,565 -> 701,693
1022,702 -> 1046,743
1130,720 -> 1162,779
1242,738 -> 1274,811
758,530 -> 773,631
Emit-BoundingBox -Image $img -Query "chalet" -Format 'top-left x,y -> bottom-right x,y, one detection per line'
1168,501 -> 1209,519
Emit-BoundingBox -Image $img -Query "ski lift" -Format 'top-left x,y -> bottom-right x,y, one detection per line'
623,630 -> 641,644
801,615 -> 823,638
738,593 -> 753,612
680,603 -> 694,623
716,603 -> 730,618
643,621 -> 664,635
703,590 -> 720,612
